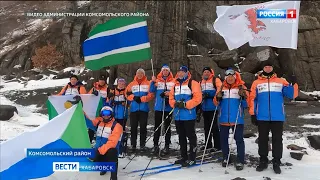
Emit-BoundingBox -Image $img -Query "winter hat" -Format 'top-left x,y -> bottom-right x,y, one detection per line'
178,65 -> 188,73
202,67 -> 212,73
99,75 -> 107,81
70,75 -> 79,80
136,68 -> 145,75
261,60 -> 273,67
117,78 -> 126,84
161,64 -> 170,72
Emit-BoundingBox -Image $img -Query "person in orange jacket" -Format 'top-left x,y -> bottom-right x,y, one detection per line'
125,68 -> 154,153
250,61 -> 299,174
169,65 -> 202,167
88,75 -> 113,106
213,68 -> 249,171
198,67 -> 223,151
86,106 -> 123,179
56,75 -> 87,95
87,75 -> 112,144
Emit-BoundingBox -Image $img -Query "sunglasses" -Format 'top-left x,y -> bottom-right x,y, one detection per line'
225,69 -> 235,76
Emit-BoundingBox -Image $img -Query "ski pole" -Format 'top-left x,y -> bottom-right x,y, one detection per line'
121,99 -> 128,156
198,104 -> 219,172
158,99 -> 166,157
224,96 -> 243,174
140,115 -> 174,179
199,84 -> 224,172
122,108 -> 174,170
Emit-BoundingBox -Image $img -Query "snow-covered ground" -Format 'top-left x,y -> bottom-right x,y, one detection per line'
298,114 -> 320,120
0,95 -> 48,141
1,75 -> 320,180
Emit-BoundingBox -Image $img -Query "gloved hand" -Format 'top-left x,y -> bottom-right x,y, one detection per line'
251,115 -> 258,126
89,149 -> 101,162
46,92 -> 51,96
92,89 -> 98,96
202,93 -> 210,99
216,91 -> 224,102
287,75 -> 297,85
238,88 -> 247,99
107,92 -> 115,99
160,92 -> 166,98
73,95 -> 82,102
126,91 -> 133,96
174,101 -> 186,109
133,96 -> 141,103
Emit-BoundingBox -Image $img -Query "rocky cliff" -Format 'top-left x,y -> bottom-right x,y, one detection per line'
0,1 -> 320,91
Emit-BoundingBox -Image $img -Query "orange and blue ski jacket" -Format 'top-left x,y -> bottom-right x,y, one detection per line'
213,72 -> 249,125
58,81 -> 86,95
125,75 -> 154,112
200,69 -> 222,111
169,72 -> 202,121
90,117 -> 123,155
88,82 -> 109,106
150,71 -> 175,112
107,87 -> 129,120
249,73 -> 299,121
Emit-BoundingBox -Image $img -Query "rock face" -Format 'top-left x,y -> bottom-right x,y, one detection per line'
0,1 -> 320,91
0,105 -> 18,120
308,135 -> 320,150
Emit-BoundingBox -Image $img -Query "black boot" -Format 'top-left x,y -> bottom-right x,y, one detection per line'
160,145 -> 170,156
128,146 -> 136,153
235,162 -> 244,171
140,146 -> 147,153
174,158 -> 186,165
256,161 -> 268,172
152,146 -> 159,154
182,160 -> 196,167
222,159 -> 231,167
100,171 -> 106,175
272,159 -> 281,174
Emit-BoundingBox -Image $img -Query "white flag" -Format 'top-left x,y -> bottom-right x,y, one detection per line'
213,1 -> 301,50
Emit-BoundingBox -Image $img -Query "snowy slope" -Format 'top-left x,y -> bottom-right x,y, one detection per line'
1,76 -> 320,180
34,132 -> 320,180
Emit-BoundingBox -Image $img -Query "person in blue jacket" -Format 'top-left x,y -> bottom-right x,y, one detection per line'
106,78 -> 130,156
169,66 -> 202,167
125,68 -> 154,153
150,64 -> 175,155
198,67 -> 223,151
250,61 -> 299,174
214,68 -> 249,171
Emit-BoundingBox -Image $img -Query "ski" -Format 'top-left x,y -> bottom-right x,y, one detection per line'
158,147 -> 219,160
128,150 -> 222,174
139,158 -> 220,177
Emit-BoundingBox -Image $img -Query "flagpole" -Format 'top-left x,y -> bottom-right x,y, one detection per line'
151,59 -> 155,77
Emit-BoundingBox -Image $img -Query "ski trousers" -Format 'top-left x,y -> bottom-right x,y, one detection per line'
257,121 -> 284,164
202,111 -> 221,150
95,148 -> 118,180
153,111 -> 172,147
175,120 -> 197,161
220,124 -> 245,163
130,111 -> 148,147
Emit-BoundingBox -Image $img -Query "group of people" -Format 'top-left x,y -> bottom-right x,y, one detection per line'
53,61 -> 298,179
